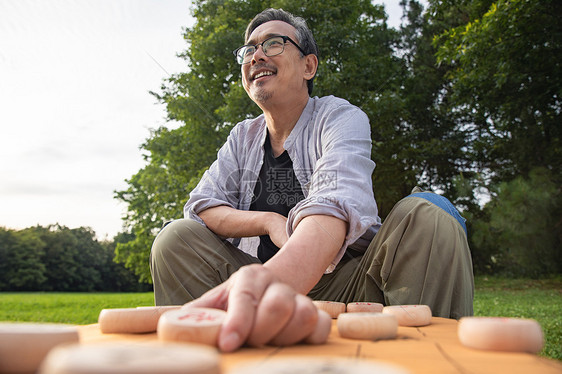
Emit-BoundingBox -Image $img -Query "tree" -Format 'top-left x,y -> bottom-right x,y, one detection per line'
32,225 -> 92,291
378,0 -> 478,212
469,168 -> 561,276
0,227 -> 46,291
430,0 -> 562,276
432,0 -> 562,184
102,232 -> 153,292
0,225 -> 149,291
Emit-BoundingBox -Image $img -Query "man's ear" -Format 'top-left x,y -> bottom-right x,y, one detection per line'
303,54 -> 318,80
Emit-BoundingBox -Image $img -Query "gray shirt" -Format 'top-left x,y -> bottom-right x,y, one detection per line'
185,95 -> 381,272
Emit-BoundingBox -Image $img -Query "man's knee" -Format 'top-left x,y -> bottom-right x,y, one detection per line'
406,191 -> 467,235
150,218 -> 214,305
150,218 -> 205,266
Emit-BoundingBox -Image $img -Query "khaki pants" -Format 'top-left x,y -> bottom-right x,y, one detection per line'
150,195 -> 474,319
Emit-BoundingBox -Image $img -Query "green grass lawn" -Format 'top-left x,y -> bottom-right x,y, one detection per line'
0,276 -> 560,360
0,292 -> 153,325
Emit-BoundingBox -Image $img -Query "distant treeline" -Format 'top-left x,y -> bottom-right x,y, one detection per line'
0,225 -> 151,292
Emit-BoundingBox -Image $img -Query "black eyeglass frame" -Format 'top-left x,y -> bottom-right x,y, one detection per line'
233,35 -> 307,65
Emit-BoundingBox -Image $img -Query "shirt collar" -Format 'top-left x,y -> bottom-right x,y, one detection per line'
284,97 -> 315,150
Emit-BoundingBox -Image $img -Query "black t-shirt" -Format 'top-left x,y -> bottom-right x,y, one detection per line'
250,132 -> 305,263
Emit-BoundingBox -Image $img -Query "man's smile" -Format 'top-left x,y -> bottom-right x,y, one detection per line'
250,65 -> 277,82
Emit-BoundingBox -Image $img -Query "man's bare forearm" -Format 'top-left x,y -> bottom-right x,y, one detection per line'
200,207 -> 346,295
264,215 -> 347,295
199,205 -> 285,239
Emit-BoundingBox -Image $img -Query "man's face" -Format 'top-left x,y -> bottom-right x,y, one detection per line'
241,20 -> 309,106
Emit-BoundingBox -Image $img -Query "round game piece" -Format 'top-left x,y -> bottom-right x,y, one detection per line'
229,357 -> 410,374
157,308 -> 226,346
136,305 -> 182,313
0,323 -> 79,374
136,306 -> 183,321
312,301 -> 346,318
337,313 -> 398,340
346,302 -> 384,313
458,316 -> 544,353
98,306 -> 181,334
38,342 -> 220,374
304,310 -> 332,345
382,305 -> 432,327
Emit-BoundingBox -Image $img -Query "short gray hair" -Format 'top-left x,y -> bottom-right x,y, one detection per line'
245,8 -> 319,95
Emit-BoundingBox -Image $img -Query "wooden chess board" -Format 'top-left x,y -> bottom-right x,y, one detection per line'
78,317 -> 562,374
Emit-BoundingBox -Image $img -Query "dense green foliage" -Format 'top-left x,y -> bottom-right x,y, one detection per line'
433,0 -> 561,183
468,168 -> 560,276
113,0 -> 561,281
430,0 -> 562,276
0,226 -> 149,292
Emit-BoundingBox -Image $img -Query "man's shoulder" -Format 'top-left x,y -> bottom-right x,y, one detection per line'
230,114 -> 266,137
312,95 -> 364,114
313,94 -> 352,106
310,95 -> 368,123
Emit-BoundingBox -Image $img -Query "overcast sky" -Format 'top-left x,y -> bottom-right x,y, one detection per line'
0,0 -> 415,239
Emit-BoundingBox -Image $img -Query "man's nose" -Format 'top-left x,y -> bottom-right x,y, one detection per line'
251,44 -> 267,64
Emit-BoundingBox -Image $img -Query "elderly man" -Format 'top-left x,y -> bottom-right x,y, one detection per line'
150,8 -> 474,352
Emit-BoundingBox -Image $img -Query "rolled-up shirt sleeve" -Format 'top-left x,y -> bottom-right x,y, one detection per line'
184,120 -> 263,226
184,147 -> 238,225
287,102 -> 380,271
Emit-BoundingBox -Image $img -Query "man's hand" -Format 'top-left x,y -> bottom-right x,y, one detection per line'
181,264 -> 330,352
265,212 -> 288,248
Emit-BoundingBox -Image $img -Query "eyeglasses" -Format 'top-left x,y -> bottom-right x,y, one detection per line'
233,35 -> 307,65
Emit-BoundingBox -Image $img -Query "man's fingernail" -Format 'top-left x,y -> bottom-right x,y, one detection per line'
220,332 -> 240,352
